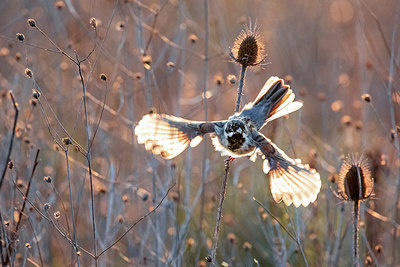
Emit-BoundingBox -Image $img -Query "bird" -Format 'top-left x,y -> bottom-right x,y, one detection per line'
135,76 -> 321,207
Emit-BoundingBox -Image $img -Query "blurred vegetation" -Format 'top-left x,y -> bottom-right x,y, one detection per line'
0,0 -> 399,266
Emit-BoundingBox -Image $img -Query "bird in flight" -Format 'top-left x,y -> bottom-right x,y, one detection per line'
135,76 -> 321,207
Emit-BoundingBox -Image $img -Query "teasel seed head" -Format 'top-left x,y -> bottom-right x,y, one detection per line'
16,33 -> 25,41
229,21 -> 266,68
27,19 -> 36,27
337,154 -> 374,201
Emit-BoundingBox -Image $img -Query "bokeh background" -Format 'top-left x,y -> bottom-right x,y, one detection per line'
0,0 -> 399,266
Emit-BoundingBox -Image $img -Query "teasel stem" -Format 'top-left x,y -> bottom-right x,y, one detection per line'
209,62 -> 248,265
210,158 -> 231,264
353,200 -> 360,267
235,65 -> 247,112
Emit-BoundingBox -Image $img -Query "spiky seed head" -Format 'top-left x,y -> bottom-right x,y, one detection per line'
15,52 -> 21,61
32,89 -> 40,99
16,33 -> 25,41
362,93 -> 371,102
337,155 -> 374,201
166,61 -> 175,68
213,73 -> 223,86
54,211 -> 61,219
142,55 -> 152,69
8,160 -> 14,169
188,34 -> 198,44
55,1 -> 65,10
27,19 -> 36,27
226,74 -> 237,84
242,241 -> 252,251
25,68 -> 33,78
62,137 -> 71,145
44,203 -> 50,211
115,21 -> 125,31
341,115 -> 352,126
231,23 -> 265,67
89,17 -> 97,28
227,233 -> 236,244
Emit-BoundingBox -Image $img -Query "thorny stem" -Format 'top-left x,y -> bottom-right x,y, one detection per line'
0,92 -> 19,190
210,158 -> 232,264
235,65 -> 247,112
353,200 -> 360,267
209,56 -> 248,264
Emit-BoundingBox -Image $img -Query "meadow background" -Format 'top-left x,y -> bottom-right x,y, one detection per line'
0,0 -> 399,266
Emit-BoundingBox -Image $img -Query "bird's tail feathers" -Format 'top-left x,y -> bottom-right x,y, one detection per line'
245,76 -> 303,123
262,142 -> 321,207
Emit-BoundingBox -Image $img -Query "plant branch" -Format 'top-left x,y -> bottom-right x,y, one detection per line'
0,92 -> 19,190
15,149 -> 40,232
96,183 -> 174,259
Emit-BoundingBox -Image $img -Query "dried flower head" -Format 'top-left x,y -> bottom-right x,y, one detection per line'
242,241 -> 252,251
62,137 -> 71,145
15,52 -> 21,61
115,21 -> 125,31
362,93 -> 371,102
16,33 -> 25,41
230,22 -> 266,67
25,68 -> 33,78
29,99 -> 37,107
44,176 -> 52,183
8,160 -> 14,169
227,233 -> 236,244
142,55 -> 152,70
226,74 -> 237,84
27,19 -> 36,27
54,211 -> 61,219
337,155 -> 373,201
44,203 -> 50,211
55,1 -> 65,10
188,34 -> 198,44
166,61 -> 175,68
32,89 -> 40,99
213,73 -> 223,86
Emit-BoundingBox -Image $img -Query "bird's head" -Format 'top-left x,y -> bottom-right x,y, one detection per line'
224,119 -> 247,136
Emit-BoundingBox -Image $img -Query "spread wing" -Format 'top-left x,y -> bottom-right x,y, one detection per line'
234,76 -> 303,130
135,113 -> 224,159
250,130 -> 321,207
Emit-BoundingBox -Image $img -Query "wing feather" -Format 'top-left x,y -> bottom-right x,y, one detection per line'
135,113 -> 217,159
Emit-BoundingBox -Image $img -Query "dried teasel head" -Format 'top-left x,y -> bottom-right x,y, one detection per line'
229,21 -> 266,68
336,154 -> 374,201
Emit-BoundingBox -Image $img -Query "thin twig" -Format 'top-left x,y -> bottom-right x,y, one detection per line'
77,57 -> 98,263
64,149 -> 80,266
26,215 -> 44,267
0,91 -> 19,190
15,149 -> 40,232
10,173 -> 95,258
96,183 -> 175,259
210,158 -> 232,264
253,198 -> 297,243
